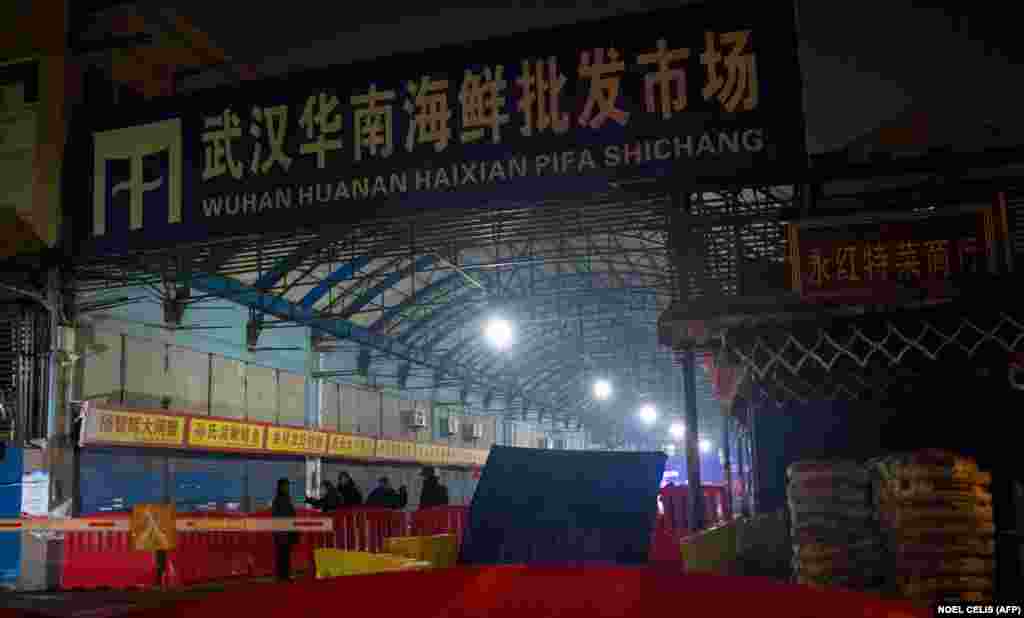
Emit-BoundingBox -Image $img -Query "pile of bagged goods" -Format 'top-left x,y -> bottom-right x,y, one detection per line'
786,460 -> 886,593
870,449 -> 996,603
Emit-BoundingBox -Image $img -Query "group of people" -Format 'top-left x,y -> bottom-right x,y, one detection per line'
303,466 -> 449,513
303,470 -> 366,512
271,466 -> 450,581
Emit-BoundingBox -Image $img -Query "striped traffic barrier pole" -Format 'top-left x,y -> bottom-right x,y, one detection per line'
0,518 -> 334,532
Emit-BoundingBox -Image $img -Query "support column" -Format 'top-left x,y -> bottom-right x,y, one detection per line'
304,328 -> 322,500
682,348 -> 704,531
721,407 -> 732,520
35,269 -> 70,591
735,417 -> 748,517
749,388 -> 760,516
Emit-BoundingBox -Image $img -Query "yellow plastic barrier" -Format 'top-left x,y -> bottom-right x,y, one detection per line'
679,522 -> 738,575
313,549 -> 430,579
383,534 -> 458,569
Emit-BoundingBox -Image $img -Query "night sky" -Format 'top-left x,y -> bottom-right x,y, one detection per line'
169,1 -> 1024,155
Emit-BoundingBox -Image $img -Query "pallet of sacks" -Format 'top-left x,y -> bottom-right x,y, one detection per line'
870,450 -> 995,603
787,460 -> 887,593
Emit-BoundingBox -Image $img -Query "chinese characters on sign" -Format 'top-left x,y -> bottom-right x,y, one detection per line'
84,409 -> 510,469
795,213 -> 996,302
376,439 -> 414,461
415,444 -> 433,464
189,25 -> 778,225
326,434 -> 375,459
804,239 -> 972,287
449,448 -> 470,467
266,427 -> 328,455
92,409 -> 186,446
198,32 -> 759,182
189,418 -> 264,450
86,5 -> 803,253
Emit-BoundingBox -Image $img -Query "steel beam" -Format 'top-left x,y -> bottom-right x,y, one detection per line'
339,256 -> 434,317
299,256 -> 371,310
413,284 -> 659,356
181,272 -> 567,416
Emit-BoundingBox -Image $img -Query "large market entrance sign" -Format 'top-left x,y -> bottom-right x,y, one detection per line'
75,3 -> 804,254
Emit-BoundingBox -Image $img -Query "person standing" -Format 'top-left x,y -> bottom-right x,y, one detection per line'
305,480 -> 341,513
272,478 -> 298,582
365,476 -> 407,509
337,471 -> 363,507
418,466 -> 449,509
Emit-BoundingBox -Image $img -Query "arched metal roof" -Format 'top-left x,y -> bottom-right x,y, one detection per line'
73,190 -> 790,442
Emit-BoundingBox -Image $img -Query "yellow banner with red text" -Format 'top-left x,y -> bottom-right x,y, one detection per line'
81,405 -> 488,468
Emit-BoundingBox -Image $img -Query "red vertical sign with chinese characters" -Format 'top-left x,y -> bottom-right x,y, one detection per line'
791,208 -> 1003,303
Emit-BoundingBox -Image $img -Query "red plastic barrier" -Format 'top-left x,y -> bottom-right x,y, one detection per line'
332,508 -> 406,553
64,508 -> 335,590
107,566 -> 931,618
248,508 -> 328,578
164,512 -> 250,587
659,485 -> 727,533
60,513 -> 157,590
410,506 -> 468,546
647,514 -> 684,566
55,502 -> 740,592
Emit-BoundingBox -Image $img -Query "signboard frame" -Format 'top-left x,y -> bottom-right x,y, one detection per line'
72,2 -> 806,256
789,202 -> 1013,304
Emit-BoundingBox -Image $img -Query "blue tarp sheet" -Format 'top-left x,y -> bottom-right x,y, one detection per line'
459,446 -> 665,566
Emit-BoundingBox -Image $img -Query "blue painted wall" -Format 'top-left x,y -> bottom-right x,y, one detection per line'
79,449 -> 309,514
0,446 -> 24,587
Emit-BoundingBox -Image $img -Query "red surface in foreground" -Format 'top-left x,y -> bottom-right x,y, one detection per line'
27,567 -> 928,618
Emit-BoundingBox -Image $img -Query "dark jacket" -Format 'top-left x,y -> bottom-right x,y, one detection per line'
271,494 -> 297,545
366,486 -> 407,509
338,481 -> 363,507
306,484 -> 341,513
419,477 -> 449,509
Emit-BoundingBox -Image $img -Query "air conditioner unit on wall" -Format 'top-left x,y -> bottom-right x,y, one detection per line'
463,422 -> 483,440
537,437 -> 553,449
404,409 -> 427,429
445,416 -> 460,436
554,439 -> 566,450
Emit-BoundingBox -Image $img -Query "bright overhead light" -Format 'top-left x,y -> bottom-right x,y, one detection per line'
484,317 -> 513,349
699,439 -> 712,454
669,422 -> 686,440
638,404 -> 657,425
593,379 -> 612,400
